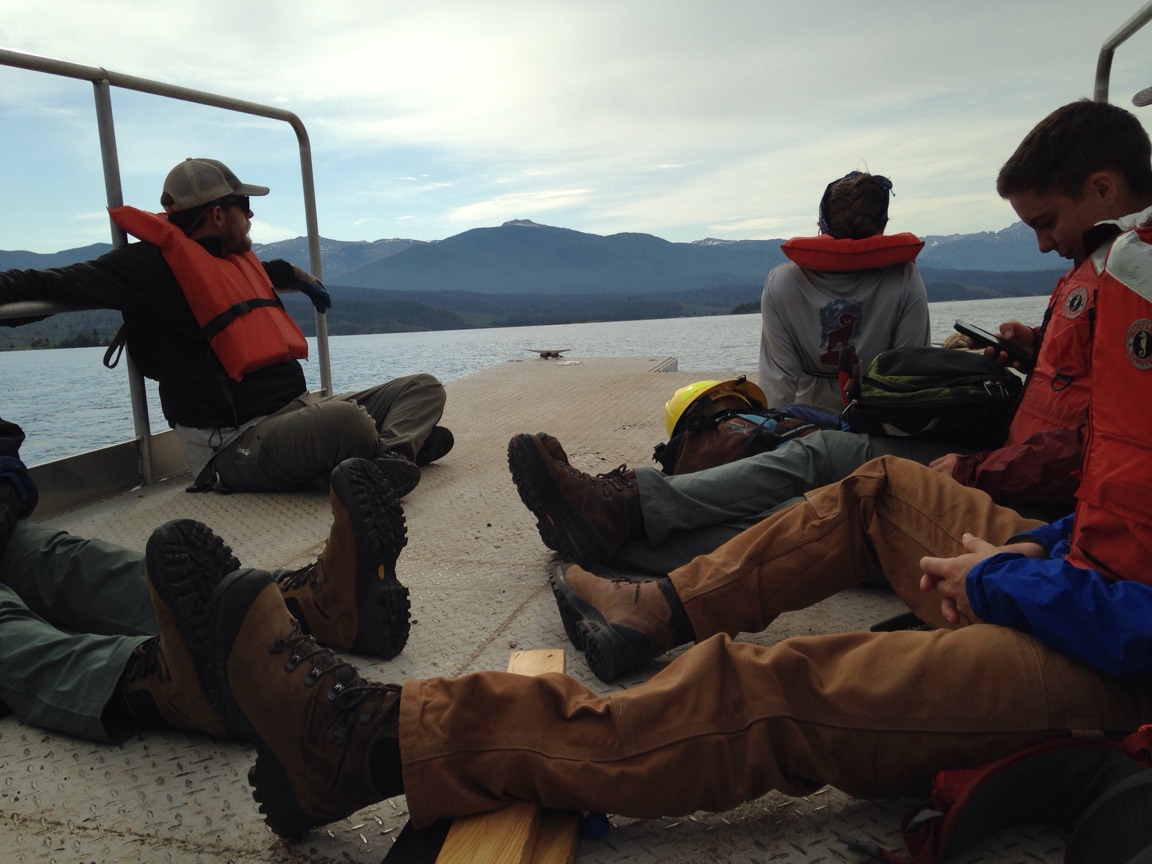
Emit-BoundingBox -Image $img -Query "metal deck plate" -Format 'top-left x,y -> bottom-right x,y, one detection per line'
3,356 -> 1064,862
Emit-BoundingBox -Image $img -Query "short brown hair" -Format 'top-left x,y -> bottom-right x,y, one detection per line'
818,172 -> 892,239
997,100 -> 1152,200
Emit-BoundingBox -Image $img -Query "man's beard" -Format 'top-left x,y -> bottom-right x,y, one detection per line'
221,223 -> 252,254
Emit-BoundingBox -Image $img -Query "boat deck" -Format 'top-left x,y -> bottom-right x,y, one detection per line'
2,356 -> 1063,863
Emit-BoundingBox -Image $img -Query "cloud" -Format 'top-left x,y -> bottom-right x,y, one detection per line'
3,0 -> 1152,252
448,187 -> 594,226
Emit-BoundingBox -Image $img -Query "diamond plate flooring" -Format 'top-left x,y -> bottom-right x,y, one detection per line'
3,355 -> 1064,863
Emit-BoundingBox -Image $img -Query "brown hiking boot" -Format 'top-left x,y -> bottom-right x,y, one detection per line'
549,563 -> 694,683
278,458 -> 410,659
131,519 -> 241,737
507,433 -> 642,566
207,569 -> 404,840
121,637 -> 225,737
536,431 -> 570,465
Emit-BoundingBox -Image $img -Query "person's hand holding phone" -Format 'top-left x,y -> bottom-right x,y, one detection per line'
953,319 -> 1034,370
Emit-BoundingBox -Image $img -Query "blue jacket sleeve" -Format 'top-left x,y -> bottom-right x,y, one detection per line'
1009,514 -> 1074,551
967,525 -> 1152,678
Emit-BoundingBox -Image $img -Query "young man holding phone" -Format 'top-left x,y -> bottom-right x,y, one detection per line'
507,99 -> 1152,578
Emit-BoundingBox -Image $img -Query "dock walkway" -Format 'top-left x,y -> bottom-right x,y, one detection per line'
1,356 -> 1063,862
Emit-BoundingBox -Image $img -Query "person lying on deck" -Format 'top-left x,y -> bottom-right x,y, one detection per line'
0,413 -> 409,742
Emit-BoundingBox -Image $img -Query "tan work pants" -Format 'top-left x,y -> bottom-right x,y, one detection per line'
400,458 -> 1152,825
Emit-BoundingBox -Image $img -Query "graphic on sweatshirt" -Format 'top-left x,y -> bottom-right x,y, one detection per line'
818,298 -> 862,366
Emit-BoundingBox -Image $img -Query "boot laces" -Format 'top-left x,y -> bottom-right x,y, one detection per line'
269,631 -> 401,744
564,462 -> 635,494
609,574 -> 658,601
597,465 -> 635,492
277,562 -> 319,591
124,638 -> 169,685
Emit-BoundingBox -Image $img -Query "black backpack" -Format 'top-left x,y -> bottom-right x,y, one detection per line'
841,347 -> 1023,450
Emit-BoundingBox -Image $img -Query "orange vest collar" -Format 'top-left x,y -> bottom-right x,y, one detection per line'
781,232 -> 924,272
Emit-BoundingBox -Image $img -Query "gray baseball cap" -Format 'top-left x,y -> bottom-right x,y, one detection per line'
160,158 -> 270,213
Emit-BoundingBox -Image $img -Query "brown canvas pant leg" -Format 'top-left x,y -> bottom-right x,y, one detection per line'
400,627 -> 1152,826
670,455 -> 1045,639
399,456 -> 1121,826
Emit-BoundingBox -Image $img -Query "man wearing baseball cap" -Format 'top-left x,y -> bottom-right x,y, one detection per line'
0,158 -> 453,499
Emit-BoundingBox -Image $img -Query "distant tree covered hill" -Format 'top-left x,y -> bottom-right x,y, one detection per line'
0,219 -> 1065,349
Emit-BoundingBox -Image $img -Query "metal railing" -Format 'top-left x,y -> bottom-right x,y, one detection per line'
1095,0 -> 1152,102
0,48 -> 331,486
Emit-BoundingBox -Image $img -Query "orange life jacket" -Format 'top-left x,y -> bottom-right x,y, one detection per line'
781,232 -> 924,272
999,258 -> 1096,451
1068,224 -> 1152,584
109,206 -> 308,382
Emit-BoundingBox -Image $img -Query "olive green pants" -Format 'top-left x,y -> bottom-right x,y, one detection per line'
210,373 -> 445,491
0,521 -> 152,741
399,458 -> 1152,825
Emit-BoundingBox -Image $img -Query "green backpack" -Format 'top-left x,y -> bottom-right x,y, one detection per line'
842,347 -> 1023,450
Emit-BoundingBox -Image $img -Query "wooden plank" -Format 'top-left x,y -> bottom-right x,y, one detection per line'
434,649 -> 571,864
507,647 -> 565,677
384,649 -> 580,864
434,801 -> 540,864
530,812 -> 580,864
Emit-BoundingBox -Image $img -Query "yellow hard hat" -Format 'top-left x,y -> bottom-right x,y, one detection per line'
664,376 -> 767,437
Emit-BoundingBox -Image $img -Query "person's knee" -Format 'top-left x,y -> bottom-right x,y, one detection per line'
409,373 -> 446,409
307,402 -> 379,453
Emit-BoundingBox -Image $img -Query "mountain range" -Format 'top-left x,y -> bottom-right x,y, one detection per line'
0,219 -> 1064,346
254,219 -> 1058,292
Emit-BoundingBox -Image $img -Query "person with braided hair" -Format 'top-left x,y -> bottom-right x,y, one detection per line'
758,170 -> 931,412
510,97 -> 1148,575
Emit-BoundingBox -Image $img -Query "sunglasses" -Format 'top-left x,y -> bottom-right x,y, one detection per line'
219,195 -> 251,213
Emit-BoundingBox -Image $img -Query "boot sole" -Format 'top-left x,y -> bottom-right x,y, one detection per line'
414,425 -> 454,466
331,459 -> 411,659
548,565 -> 653,683
207,568 -> 320,841
507,434 -> 610,566
372,456 -> 421,499
145,519 -> 240,713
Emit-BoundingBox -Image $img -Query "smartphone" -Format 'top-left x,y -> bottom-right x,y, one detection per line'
953,319 -> 1033,368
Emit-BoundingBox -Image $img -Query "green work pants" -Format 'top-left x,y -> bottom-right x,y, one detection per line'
210,373 -> 445,491
0,521 -> 152,742
622,429 -> 958,574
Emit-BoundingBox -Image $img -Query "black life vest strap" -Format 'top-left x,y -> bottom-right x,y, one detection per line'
103,322 -> 127,369
200,296 -> 283,343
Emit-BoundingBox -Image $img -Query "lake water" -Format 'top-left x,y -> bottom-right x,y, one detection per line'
5,295 -> 1050,466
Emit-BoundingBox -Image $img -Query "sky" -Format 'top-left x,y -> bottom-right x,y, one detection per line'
4,0 -> 1152,255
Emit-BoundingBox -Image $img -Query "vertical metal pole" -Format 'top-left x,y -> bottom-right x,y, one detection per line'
92,77 -> 156,485
294,127 -> 332,396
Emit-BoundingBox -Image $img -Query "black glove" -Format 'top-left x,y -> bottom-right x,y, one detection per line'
0,456 -> 37,521
0,447 -> 37,554
0,482 -> 22,555
0,417 -> 26,459
291,266 -> 332,314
